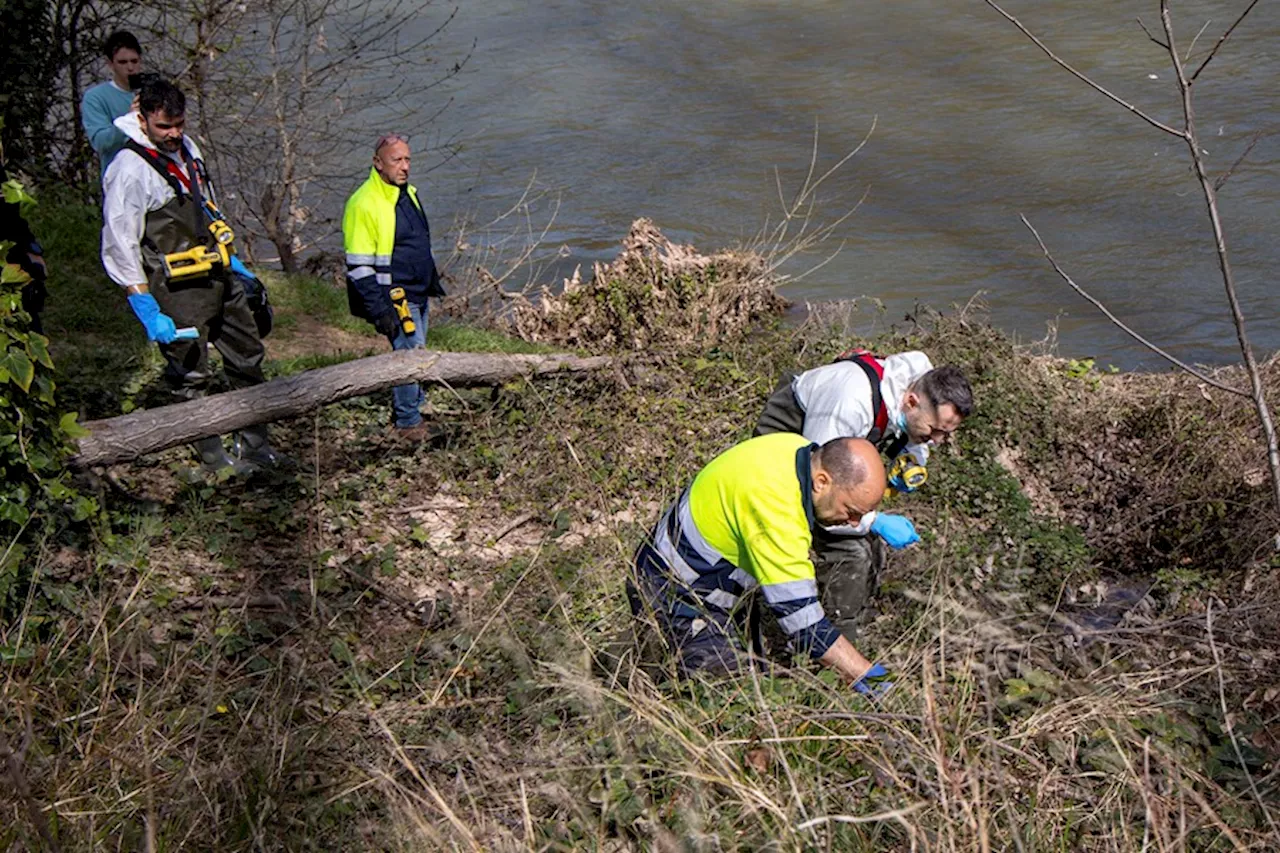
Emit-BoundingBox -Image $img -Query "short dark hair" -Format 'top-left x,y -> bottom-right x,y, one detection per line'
139,79 -> 186,119
103,30 -> 141,59
816,437 -> 869,489
915,366 -> 974,417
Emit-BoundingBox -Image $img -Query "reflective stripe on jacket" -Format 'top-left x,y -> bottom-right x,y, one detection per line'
342,168 -> 439,320
646,432 -> 842,658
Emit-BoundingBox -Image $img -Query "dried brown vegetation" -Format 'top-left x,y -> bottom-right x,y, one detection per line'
506,219 -> 789,352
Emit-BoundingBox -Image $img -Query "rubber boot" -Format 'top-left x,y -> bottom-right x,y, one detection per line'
194,435 -> 256,476
232,424 -> 293,469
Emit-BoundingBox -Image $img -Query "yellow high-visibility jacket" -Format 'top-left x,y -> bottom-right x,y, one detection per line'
645,432 -> 841,657
342,168 -> 441,319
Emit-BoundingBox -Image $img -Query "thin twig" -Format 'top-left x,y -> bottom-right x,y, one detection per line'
981,0 -> 1184,137
1191,0 -> 1262,81
747,661 -> 810,829
337,563 -> 417,611
796,801 -> 927,831
1019,215 -> 1246,396
0,728 -> 62,852
1135,16 -> 1169,49
492,511 -> 536,543
1214,130 -> 1270,191
518,778 -> 535,851
391,499 -> 467,515
429,541 -> 544,706
1184,18 -> 1213,62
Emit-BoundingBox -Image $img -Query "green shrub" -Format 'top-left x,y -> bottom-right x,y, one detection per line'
0,182 -> 96,608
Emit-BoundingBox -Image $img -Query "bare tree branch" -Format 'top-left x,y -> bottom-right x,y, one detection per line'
1160,0 -> 1280,515
1191,0 -> 1262,81
1135,16 -> 1169,49
1214,130 -> 1271,191
987,0 -> 1280,519
1019,214 -> 1247,397
982,0 -> 1184,138
146,0 -> 470,268
750,119 -> 876,281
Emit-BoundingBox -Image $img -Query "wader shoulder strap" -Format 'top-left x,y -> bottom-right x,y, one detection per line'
123,140 -> 184,200
180,144 -> 212,214
122,140 -> 210,210
833,347 -> 889,443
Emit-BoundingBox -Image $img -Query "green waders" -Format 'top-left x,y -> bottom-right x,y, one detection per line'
136,165 -> 275,471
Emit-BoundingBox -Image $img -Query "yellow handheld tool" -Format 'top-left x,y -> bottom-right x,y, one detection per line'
162,214 -> 235,281
389,287 -> 416,336
885,452 -> 928,499
162,245 -> 223,280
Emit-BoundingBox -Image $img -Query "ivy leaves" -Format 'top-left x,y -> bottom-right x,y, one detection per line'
0,222 -> 98,607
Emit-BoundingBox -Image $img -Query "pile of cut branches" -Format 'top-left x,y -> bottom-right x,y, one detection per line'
506,218 -> 788,352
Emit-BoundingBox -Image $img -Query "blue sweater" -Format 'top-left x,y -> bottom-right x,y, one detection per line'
82,81 -> 134,172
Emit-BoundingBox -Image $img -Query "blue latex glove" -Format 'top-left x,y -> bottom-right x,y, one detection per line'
852,663 -> 894,700
870,513 -> 920,549
127,292 -> 197,343
228,254 -> 257,280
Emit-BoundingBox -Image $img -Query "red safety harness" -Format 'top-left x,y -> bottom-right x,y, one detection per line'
833,347 -> 890,444
122,139 -> 211,208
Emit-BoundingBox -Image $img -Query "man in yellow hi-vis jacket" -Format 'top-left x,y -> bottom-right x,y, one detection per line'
629,433 -> 896,697
342,134 -> 445,440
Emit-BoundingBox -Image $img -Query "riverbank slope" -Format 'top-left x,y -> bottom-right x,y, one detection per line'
3,203 -> 1279,850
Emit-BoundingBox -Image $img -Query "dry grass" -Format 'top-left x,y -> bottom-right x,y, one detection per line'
366,543 -> 1280,851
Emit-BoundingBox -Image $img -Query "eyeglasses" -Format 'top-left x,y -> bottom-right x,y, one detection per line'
921,400 -> 960,444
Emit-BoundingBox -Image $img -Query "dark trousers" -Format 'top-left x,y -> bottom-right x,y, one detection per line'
152,272 -> 265,399
755,373 -> 884,641
812,527 -> 885,641
627,543 -> 748,677
21,276 -> 46,335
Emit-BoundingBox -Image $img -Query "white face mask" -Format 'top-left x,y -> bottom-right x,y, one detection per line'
895,409 -> 908,434
905,442 -> 930,465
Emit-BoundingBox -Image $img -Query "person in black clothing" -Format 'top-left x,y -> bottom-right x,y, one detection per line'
0,161 -> 48,333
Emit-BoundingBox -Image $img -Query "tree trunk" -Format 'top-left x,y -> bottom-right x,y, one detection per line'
71,350 -> 611,468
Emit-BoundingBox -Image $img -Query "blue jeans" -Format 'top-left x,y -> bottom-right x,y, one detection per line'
388,300 -> 428,428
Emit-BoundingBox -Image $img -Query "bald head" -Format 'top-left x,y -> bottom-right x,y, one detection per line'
373,136 -> 411,187
811,437 -> 886,527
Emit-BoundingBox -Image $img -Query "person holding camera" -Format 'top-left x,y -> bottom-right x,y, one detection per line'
101,77 -> 284,474
81,30 -> 145,174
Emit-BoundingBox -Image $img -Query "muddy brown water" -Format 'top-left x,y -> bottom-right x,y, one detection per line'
351,0 -> 1280,369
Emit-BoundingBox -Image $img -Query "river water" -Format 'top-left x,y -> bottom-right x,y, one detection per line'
397,0 -> 1278,368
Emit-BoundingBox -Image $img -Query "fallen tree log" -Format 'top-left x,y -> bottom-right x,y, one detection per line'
71,350 -> 611,468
